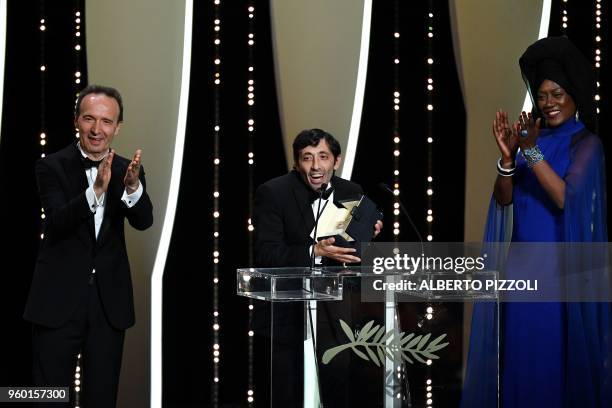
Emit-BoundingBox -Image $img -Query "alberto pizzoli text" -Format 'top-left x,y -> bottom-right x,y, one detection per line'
372,279 -> 538,292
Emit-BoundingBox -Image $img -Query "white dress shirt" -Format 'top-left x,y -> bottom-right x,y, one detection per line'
309,184 -> 334,265
78,143 -> 143,272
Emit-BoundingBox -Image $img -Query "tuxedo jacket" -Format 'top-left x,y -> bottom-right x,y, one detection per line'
253,171 -> 366,406
24,143 -> 153,330
253,170 -> 363,268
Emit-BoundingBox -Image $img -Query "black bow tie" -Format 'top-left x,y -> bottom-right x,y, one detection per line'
309,186 -> 334,203
81,156 -> 103,169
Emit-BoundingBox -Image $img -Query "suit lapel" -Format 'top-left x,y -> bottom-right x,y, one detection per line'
290,172 -> 316,237
64,146 -> 96,243
65,145 -> 89,195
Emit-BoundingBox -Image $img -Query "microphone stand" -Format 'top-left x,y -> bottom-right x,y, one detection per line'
310,183 -> 330,270
306,183 -> 328,407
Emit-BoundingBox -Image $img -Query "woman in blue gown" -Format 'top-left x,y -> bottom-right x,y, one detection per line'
462,37 -> 611,407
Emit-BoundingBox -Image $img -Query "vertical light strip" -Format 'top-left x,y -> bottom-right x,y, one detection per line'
211,0 -> 222,406
245,1 -> 256,405
424,304 -> 435,406
522,0 -> 552,113
425,0 -> 434,243
73,2 -> 83,116
73,4 -> 84,406
424,4 -> 435,406
150,1 -> 193,407
425,378 -> 433,407
38,0 -> 47,160
561,0 -> 569,34
386,13 -> 402,387
391,0 -> 401,241
594,0 -> 602,129
341,0 -> 372,180
0,0 -> 6,145
38,3 -> 47,235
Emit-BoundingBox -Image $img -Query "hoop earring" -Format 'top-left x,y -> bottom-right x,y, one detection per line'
575,110 -> 580,121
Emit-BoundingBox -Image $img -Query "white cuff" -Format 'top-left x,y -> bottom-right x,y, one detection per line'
122,182 -> 143,208
309,245 -> 323,265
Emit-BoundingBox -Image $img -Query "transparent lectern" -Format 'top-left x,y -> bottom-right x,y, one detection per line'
237,267 -> 498,407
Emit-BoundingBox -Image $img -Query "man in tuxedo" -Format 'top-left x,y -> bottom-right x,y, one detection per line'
254,128 -> 375,267
253,128 -> 381,406
24,85 -> 153,407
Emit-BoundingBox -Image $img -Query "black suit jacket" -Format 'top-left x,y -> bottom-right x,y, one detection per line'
253,171 -> 365,406
24,143 -> 153,330
253,170 -> 363,267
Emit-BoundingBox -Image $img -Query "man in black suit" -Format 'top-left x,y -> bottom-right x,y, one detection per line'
253,128 -> 381,406
254,129 -> 369,268
24,85 -> 153,407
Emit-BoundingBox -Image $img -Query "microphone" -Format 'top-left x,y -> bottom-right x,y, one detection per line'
378,183 -> 424,254
310,183 -> 328,270
321,185 -> 334,200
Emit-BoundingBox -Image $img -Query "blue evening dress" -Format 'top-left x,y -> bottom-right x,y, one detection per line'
461,118 -> 611,407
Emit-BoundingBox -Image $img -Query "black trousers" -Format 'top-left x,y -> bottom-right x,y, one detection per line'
31,275 -> 125,408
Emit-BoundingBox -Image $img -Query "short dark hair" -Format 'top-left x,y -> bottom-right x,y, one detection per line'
292,128 -> 341,163
75,84 -> 124,122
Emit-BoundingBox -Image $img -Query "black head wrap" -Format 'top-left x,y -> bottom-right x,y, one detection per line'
519,36 -> 596,131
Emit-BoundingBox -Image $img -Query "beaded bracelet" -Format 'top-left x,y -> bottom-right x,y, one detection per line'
522,145 -> 544,168
497,158 -> 515,177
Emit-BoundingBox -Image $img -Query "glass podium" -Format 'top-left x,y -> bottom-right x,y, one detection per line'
237,267 -> 499,407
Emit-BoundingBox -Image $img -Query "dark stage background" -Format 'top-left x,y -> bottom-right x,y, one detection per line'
0,1 -> 609,407
0,0 -> 87,388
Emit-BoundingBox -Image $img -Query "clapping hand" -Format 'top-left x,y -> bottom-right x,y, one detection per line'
516,111 -> 541,150
93,149 -> 115,199
493,110 -> 519,166
124,149 -> 142,194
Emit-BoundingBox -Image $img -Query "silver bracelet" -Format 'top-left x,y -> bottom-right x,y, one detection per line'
522,145 -> 544,168
497,158 -> 515,177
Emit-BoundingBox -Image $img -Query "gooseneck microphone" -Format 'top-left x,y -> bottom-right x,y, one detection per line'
307,183 -> 331,408
310,183 -> 329,270
378,183 -> 425,254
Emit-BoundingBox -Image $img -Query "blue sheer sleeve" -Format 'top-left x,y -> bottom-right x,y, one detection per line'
563,133 -> 611,406
564,132 -> 607,242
